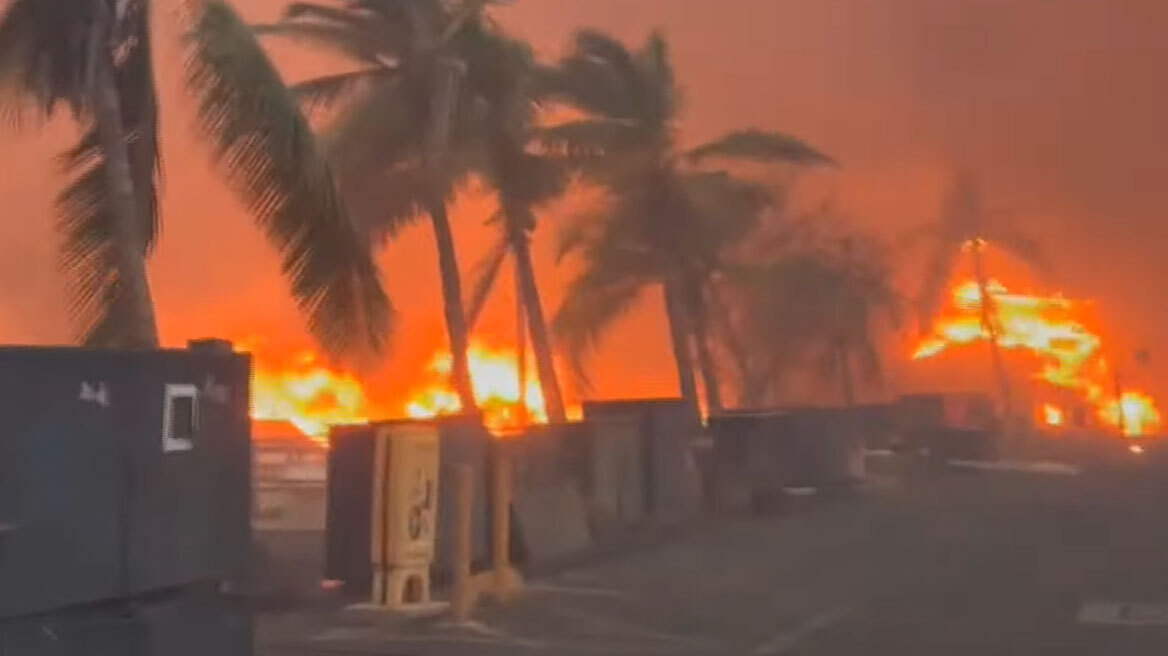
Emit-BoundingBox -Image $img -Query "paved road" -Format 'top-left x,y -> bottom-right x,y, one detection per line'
259,455 -> 1168,655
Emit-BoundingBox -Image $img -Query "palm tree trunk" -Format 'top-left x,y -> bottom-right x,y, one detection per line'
513,231 -> 568,423
970,241 -> 1012,423
838,342 -> 857,407
663,279 -> 700,416
90,2 -> 158,348
688,287 -> 724,414
428,199 -> 477,410
707,288 -> 762,408
425,57 -> 475,410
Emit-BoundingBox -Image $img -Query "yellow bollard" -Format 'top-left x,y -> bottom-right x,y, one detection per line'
449,464 -> 474,621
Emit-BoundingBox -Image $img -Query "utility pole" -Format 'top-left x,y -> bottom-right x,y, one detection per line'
1112,366 -> 1127,437
969,239 -> 1014,430
515,259 -> 529,427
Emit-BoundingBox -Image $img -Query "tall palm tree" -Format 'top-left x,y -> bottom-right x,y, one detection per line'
723,236 -> 901,407
912,170 -> 1044,420
0,0 -> 391,359
254,0 -> 514,410
543,30 -> 832,413
553,167 -> 773,411
458,31 -> 571,423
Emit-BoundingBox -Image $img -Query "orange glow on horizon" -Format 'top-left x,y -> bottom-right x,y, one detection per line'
914,276 -> 1161,437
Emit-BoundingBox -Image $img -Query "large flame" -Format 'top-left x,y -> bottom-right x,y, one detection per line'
405,341 -> 549,430
240,338 -> 372,446
914,279 -> 1161,437
238,337 -> 562,443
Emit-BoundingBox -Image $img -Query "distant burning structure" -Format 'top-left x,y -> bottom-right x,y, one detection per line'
404,340 -> 551,429
242,340 -> 373,446
913,278 -> 1161,437
241,337 -> 566,444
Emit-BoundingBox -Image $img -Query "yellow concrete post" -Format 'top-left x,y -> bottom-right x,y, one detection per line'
450,464 -> 474,621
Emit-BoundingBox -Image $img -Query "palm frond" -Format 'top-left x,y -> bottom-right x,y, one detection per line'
535,119 -> 641,159
289,67 -> 394,114
285,2 -> 372,25
252,0 -> 400,66
552,266 -> 647,389
555,206 -> 605,262
55,158 -> 122,344
488,133 -> 572,227
0,0 -> 93,121
320,72 -> 476,238
544,29 -> 643,121
57,1 -> 160,245
186,0 -> 393,361
680,171 -> 773,230
464,232 -> 509,332
322,75 -> 425,175
636,31 -> 680,126
251,22 -> 380,65
51,1 -> 160,345
354,0 -> 445,44
339,160 -> 429,241
687,129 -> 834,166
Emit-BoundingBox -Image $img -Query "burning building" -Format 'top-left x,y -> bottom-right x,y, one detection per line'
913,277 -> 1161,438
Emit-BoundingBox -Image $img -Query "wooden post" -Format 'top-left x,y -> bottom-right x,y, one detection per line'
492,453 -> 514,597
450,464 -> 474,621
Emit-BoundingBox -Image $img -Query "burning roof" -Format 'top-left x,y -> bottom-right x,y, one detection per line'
913,277 -> 1161,437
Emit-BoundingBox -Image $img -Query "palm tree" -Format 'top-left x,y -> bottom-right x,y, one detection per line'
0,0 -> 391,359
458,32 -> 572,423
723,236 -> 901,407
253,0 -> 516,411
543,30 -> 832,413
912,170 -> 1043,420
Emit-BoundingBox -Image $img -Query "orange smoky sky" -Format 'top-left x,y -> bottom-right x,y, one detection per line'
2,0 -> 1167,408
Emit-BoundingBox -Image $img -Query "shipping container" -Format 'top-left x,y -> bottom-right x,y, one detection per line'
0,342 -> 251,619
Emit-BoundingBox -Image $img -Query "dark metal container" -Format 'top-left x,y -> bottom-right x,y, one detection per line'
896,394 -> 998,460
582,399 -> 702,523
0,343 -> 251,619
496,423 -> 593,565
0,588 -> 251,656
709,407 -> 865,508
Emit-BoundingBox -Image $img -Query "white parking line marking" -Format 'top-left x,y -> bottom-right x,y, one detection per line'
948,460 -> 1081,475
751,605 -> 854,654
1078,601 -> 1168,626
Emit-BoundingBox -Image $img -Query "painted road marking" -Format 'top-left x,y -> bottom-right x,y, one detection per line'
750,605 -> 854,654
949,459 -> 1081,476
1078,601 -> 1168,626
